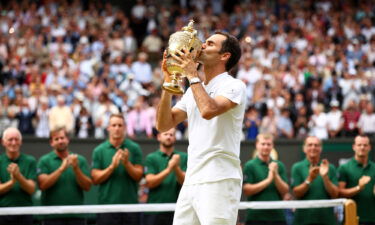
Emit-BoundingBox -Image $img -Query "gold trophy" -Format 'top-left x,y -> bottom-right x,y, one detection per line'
163,20 -> 202,95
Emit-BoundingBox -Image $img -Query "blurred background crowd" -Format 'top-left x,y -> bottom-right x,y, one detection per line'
0,0 -> 375,141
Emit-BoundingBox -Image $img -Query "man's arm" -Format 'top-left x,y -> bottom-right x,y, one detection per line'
243,170 -> 274,196
293,166 -> 319,198
320,160 -> 339,198
0,178 -> 15,195
91,150 -> 121,185
156,91 -> 187,132
171,49 -> 239,120
145,154 -> 181,188
174,165 -> 186,185
122,149 -> 143,182
339,176 -> 371,198
190,84 -> 237,120
8,163 -> 35,195
70,155 -> 92,191
38,158 -> 69,191
272,163 -> 289,197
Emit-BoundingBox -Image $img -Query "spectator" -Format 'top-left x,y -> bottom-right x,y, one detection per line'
131,52 -> 153,88
35,97 -> 50,138
75,107 -> 93,139
92,92 -> 119,138
119,73 -> 150,107
243,133 -> 289,225
123,29 -> 138,55
37,127 -> 92,225
91,114 -> 143,225
127,97 -> 153,139
0,96 -> 12,135
338,135 -> 375,225
342,100 -> 361,137
236,56 -> 262,103
16,98 -> 35,135
308,104 -> 328,140
243,106 -> 261,140
276,108 -> 294,139
49,95 -> 74,135
291,136 -> 339,225
357,103 -> 375,137
144,128 -> 187,225
260,108 -> 277,137
0,127 -> 36,225
294,106 -> 309,139
142,28 -> 163,67
305,77 -> 325,112
326,100 -> 343,138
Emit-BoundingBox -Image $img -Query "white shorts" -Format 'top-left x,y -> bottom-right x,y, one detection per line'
173,179 -> 242,225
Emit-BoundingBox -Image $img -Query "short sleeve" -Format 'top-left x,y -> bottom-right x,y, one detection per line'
92,148 -> 102,170
130,143 -> 143,165
79,155 -> 90,177
243,162 -> 254,184
217,79 -> 246,105
329,164 -> 338,185
337,165 -> 347,183
36,157 -> 50,175
179,152 -> 188,171
27,157 -> 37,181
278,161 -> 288,183
144,155 -> 157,175
291,163 -> 303,188
173,88 -> 191,112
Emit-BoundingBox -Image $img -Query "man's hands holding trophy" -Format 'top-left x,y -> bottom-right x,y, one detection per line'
162,20 -> 202,95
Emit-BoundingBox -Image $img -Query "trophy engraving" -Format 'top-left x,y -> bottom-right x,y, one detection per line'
163,20 -> 202,94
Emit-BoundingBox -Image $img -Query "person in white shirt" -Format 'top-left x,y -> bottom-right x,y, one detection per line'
157,31 -> 246,225
326,100 -> 343,138
308,104 -> 328,140
358,103 -> 375,136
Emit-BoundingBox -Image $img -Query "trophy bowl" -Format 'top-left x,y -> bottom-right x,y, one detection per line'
163,20 -> 202,95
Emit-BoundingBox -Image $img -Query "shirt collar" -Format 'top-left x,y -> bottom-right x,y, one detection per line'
51,151 -> 71,159
255,156 -> 273,165
353,157 -> 371,168
5,153 -> 21,163
203,72 -> 228,89
304,158 -> 321,166
106,139 -> 127,150
159,149 -> 175,158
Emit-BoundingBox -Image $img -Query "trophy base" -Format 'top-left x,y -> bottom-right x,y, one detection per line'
162,82 -> 184,95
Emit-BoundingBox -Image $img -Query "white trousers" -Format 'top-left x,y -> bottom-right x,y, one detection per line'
173,179 -> 242,225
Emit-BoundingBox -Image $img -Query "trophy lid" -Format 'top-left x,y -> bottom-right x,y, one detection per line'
182,20 -> 196,34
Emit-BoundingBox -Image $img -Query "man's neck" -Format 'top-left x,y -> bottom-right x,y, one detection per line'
55,149 -> 69,159
355,155 -> 368,166
6,151 -> 20,160
160,146 -> 174,156
203,66 -> 226,85
110,137 -> 125,149
308,157 -> 320,166
258,154 -> 271,163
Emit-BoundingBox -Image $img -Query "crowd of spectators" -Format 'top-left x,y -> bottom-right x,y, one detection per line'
0,0 -> 375,141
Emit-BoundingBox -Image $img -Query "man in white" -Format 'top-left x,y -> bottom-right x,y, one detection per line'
358,103 -> 375,136
156,31 -> 246,225
326,100 -> 343,138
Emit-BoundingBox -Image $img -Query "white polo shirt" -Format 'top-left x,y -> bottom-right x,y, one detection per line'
174,72 -> 247,185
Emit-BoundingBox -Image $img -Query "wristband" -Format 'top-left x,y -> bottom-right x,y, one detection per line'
356,185 -> 361,191
305,180 -> 311,185
189,77 -> 201,85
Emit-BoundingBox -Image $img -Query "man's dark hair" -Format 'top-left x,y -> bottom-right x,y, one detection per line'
215,31 -> 241,72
